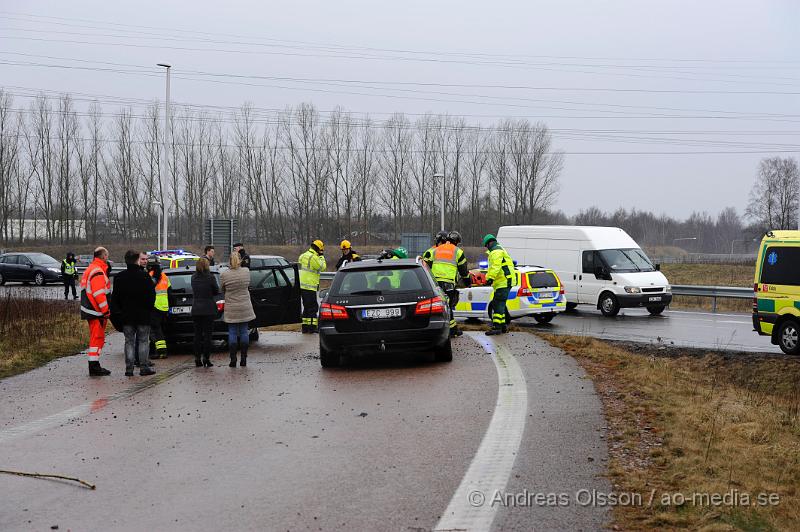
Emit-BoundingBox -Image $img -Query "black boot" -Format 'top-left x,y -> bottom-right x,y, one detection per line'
486,326 -> 503,336
301,324 -> 310,334
88,361 -> 111,376
195,355 -> 203,367
229,345 -> 237,367
203,356 -> 214,367
240,344 -> 248,367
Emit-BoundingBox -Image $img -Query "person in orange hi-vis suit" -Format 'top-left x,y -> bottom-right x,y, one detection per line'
80,247 -> 112,376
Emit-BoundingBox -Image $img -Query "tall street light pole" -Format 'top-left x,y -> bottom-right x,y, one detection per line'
157,63 -> 171,250
433,173 -> 444,232
153,200 -> 162,251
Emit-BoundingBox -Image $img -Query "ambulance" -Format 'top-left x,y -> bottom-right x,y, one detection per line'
455,264 -> 567,324
752,230 -> 800,355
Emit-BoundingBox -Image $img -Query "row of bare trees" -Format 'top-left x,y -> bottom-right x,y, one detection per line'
0,90 -> 563,247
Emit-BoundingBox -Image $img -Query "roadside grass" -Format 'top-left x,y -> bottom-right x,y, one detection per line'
0,294 -> 87,379
540,333 -> 800,531
662,263 -> 753,313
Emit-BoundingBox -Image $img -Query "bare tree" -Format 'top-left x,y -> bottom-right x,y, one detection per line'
352,118 -> 377,246
378,113 -> 412,240
0,90 -> 21,242
746,157 -> 799,230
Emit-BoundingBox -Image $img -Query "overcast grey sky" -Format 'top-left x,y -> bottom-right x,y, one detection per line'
1,0 -> 798,219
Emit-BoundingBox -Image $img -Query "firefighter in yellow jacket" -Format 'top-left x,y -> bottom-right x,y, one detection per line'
298,240 -> 327,333
148,259 -> 171,358
483,234 -> 515,335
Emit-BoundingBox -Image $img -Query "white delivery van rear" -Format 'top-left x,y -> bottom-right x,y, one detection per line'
496,225 -> 672,316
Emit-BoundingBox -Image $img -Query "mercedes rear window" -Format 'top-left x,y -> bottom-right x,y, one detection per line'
330,267 -> 428,295
527,271 -> 559,288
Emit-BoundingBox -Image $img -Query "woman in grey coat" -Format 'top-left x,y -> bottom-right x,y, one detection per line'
220,252 -> 256,367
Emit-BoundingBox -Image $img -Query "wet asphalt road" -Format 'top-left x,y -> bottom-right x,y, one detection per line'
0,331 -> 609,531
514,306 -> 775,354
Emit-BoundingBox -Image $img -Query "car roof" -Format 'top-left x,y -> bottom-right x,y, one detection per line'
164,267 -> 210,274
249,254 -> 287,259
339,258 -> 422,270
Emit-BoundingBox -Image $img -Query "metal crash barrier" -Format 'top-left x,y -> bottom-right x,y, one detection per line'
671,285 -> 752,313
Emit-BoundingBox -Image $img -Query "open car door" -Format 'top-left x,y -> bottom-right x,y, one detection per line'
249,263 -> 302,327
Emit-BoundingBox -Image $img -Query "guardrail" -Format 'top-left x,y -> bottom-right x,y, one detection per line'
671,284 -> 752,312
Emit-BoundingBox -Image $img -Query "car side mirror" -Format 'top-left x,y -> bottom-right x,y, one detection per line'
655,263 -> 661,271
318,289 -> 329,300
28,263 -> 34,268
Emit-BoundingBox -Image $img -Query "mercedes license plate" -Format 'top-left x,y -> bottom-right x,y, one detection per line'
170,306 -> 191,315
648,296 -> 662,302
363,307 -> 401,319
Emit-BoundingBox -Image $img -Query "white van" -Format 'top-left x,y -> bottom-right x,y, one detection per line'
496,225 -> 672,316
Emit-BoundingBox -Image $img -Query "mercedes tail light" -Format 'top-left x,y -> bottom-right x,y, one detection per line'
415,296 -> 445,315
320,302 -> 349,320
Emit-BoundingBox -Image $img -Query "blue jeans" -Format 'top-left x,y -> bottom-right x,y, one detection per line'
228,322 -> 249,348
124,324 -> 151,370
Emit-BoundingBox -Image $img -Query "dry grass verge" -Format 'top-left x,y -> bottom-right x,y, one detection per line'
0,295 -> 87,379
662,264 -> 753,313
540,333 -> 800,531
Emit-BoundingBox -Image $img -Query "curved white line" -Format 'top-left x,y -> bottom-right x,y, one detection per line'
435,332 -> 528,531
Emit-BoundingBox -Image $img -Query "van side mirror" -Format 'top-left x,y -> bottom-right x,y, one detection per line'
655,263 -> 661,271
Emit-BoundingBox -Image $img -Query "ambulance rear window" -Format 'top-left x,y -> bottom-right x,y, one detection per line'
760,246 -> 800,286
527,271 -> 558,288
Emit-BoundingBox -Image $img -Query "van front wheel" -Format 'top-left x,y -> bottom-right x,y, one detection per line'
599,293 -> 620,317
778,320 -> 800,355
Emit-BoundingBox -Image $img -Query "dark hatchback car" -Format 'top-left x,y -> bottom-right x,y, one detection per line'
318,258 -> 452,367
0,252 -> 64,286
162,261 -> 301,349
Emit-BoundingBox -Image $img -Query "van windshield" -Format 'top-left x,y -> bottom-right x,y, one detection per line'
598,248 -> 654,273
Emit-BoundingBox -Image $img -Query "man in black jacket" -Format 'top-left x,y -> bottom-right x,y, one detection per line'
111,250 -> 157,377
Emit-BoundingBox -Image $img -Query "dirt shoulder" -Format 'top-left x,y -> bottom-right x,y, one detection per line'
539,333 -> 799,531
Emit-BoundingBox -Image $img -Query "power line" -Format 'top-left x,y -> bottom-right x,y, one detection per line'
4,56 -> 800,119
3,34 -> 799,89
2,10 -> 798,66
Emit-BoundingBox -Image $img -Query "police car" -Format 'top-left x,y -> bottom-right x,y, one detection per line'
148,249 -> 202,269
455,262 -> 567,324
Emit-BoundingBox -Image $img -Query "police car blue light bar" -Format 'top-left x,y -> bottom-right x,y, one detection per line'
478,260 -> 488,268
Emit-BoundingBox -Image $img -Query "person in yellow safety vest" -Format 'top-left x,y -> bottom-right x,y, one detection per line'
442,231 -> 471,337
61,252 -> 79,300
422,231 -> 449,265
426,231 -> 470,337
483,234 -> 516,335
298,240 -> 327,333
336,239 -> 361,270
147,259 -> 171,358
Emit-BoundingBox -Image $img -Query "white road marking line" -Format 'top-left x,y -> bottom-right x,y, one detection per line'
0,363 -> 191,445
435,332 -> 528,532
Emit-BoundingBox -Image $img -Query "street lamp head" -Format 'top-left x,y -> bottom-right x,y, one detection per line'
157,63 -> 172,69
